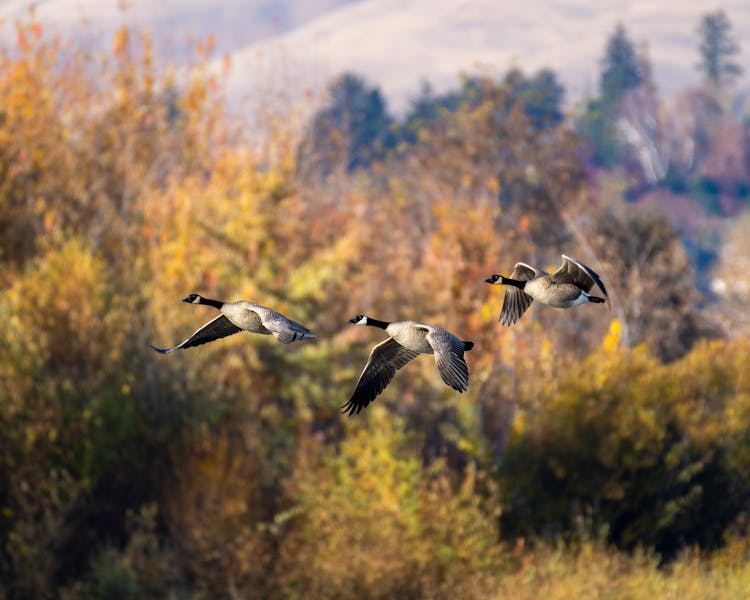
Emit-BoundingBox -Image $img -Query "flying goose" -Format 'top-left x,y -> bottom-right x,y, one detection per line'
342,315 -> 474,416
150,294 -> 315,354
485,254 -> 609,326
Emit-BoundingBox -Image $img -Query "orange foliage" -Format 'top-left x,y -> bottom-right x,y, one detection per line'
0,16 -> 747,600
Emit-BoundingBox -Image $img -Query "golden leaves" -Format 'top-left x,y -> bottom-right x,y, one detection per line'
1,15 -> 749,599
112,26 -> 129,59
3,238 -> 126,378
602,318 -> 622,353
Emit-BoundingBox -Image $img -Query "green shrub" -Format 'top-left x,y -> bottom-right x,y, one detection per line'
499,338 -> 750,557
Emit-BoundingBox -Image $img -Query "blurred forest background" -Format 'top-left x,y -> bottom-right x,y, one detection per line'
1,7 -> 750,599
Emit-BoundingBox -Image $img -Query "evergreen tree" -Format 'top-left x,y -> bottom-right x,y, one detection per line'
580,23 -> 642,167
600,23 -> 642,104
697,10 -> 742,89
511,68 -> 565,130
298,72 -> 394,176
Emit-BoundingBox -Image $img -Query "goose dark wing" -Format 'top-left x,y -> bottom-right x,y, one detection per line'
499,262 -> 537,326
426,328 -> 470,392
150,314 -> 243,354
555,255 -> 610,303
500,288 -> 534,326
341,338 -> 420,416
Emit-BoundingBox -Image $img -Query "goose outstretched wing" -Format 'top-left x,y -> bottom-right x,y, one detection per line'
426,328 -> 470,392
555,255 -> 609,305
342,338 -> 420,416
500,262 -> 537,326
150,315 -> 243,354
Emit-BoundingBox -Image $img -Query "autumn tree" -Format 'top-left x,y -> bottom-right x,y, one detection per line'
561,192 -> 717,361
500,338 -> 750,557
712,211 -> 750,333
391,73 -> 584,245
399,70 -> 565,149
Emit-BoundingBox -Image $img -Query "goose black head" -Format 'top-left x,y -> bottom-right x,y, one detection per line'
182,293 -> 202,304
348,315 -> 368,325
485,274 -> 502,284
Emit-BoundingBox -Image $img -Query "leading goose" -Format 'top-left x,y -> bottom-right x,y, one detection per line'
485,254 -> 609,326
151,294 -> 315,353
342,315 -> 474,416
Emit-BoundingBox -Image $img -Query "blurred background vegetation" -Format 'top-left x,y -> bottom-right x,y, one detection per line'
1,9 -> 750,599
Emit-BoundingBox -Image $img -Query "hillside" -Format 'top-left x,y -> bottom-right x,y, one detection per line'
224,0 -> 750,112
0,0 -> 354,60
2,0 -> 747,112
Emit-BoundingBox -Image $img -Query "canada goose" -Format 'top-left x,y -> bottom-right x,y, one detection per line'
342,315 -> 474,416
150,294 -> 315,353
485,254 -> 609,326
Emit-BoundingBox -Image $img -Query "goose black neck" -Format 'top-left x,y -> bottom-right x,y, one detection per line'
502,277 -> 526,290
199,297 -> 224,309
365,318 -> 390,330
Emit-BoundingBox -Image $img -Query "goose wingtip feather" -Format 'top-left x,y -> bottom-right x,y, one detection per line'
149,344 -> 173,354
340,399 -> 363,417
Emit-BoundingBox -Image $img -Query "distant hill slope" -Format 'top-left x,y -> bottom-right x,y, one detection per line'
0,0 -> 354,61
1,0 -> 748,113
225,0 -> 750,112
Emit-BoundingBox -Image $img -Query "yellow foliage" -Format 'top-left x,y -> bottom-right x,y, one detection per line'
1,15 -> 750,599
2,237 -> 126,380
603,318 -> 622,353
491,542 -> 750,600
502,337 -> 750,553
274,410 -> 503,599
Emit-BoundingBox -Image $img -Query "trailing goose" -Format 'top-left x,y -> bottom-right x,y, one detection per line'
485,254 -> 609,326
342,315 -> 474,416
150,294 -> 315,354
